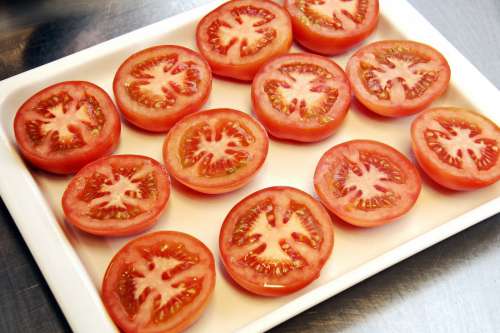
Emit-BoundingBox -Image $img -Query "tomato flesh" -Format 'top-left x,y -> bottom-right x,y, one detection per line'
285,0 -> 379,55
113,45 -> 212,132
163,108 -> 269,194
219,186 -> 334,296
252,53 -> 351,142
14,81 -> 121,174
62,155 -> 170,236
314,140 -> 421,227
346,40 -> 451,117
102,231 -> 215,333
196,0 -> 293,81
411,107 -> 500,190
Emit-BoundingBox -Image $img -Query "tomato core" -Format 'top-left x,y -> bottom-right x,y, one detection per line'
296,0 -> 370,29
263,62 -> 339,122
220,187 -> 334,296
127,53 -> 203,109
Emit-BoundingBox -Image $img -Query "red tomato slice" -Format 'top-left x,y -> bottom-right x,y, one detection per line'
113,45 -> 212,132
346,40 -> 451,117
196,0 -> 293,81
13,81 -> 121,174
252,53 -> 351,142
411,107 -> 500,190
219,186 -> 334,296
62,155 -> 170,236
285,0 -> 379,55
314,140 -> 421,227
102,231 -> 215,333
163,108 -> 269,194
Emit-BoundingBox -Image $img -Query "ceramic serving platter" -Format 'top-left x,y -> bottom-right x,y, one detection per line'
0,0 -> 498,332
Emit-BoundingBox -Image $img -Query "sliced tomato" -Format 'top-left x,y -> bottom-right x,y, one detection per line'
196,0 -> 293,81
411,107 -> 500,190
13,81 -> 121,174
314,140 -> 421,227
346,40 -> 451,117
163,108 -> 269,194
219,186 -> 334,296
285,0 -> 379,55
102,231 -> 215,333
252,53 -> 351,142
62,155 -> 170,236
113,45 -> 212,132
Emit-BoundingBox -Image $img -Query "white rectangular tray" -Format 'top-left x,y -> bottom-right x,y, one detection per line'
0,1 -> 499,332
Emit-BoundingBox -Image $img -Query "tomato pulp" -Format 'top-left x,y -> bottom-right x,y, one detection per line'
113,45 -> 212,132
411,107 -> 500,190
14,81 -> 121,174
196,0 -> 293,81
163,108 -> 269,194
314,140 -> 421,227
102,231 -> 215,333
62,155 -> 170,236
219,186 -> 334,296
285,0 -> 379,55
252,53 -> 351,142
346,40 -> 451,117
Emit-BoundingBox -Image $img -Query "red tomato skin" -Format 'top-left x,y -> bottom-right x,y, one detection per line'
102,231 -> 215,333
411,140 -> 482,191
252,94 -> 349,142
196,0 -> 293,81
285,0 -> 379,55
163,108 -> 269,194
62,155 -> 170,237
13,81 -> 121,174
251,53 -> 351,142
113,45 -> 212,132
198,39 -> 292,82
411,108 -> 500,191
219,186 -> 334,296
314,140 -> 422,227
167,170 -> 264,195
346,40 -> 451,117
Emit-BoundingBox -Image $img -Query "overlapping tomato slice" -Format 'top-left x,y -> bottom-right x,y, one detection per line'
285,0 -> 379,55
219,186 -> 334,296
14,81 -> 121,174
315,140 -> 421,227
411,107 -> 500,190
196,0 -> 292,81
102,231 -> 215,333
163,108 -> 269,194
252,53 -> 351,142
113,45 -> 212,132
62,155 -> 170,236
346,40 -> 451,117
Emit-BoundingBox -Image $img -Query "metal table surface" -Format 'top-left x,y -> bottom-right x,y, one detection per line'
0,0 -> 499,332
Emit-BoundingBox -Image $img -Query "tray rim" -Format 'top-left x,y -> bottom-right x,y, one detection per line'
0,0 -> 498,332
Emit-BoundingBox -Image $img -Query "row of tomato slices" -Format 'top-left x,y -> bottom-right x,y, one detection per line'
11,0 -> 500,332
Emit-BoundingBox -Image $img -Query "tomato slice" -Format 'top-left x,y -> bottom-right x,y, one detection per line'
285,0 -> 379,55
411,107 -> 500,190
346,40 -> 451,117
102,231 -> 215,333
163,108 -> 269,194
219,186 -> 334,296
62,155 -> 170,236
314,140 -> 421,227
196,0 -> 293,81
13,81 -> 121,174
252,53 -> 351,142
113,45 -> 212,132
